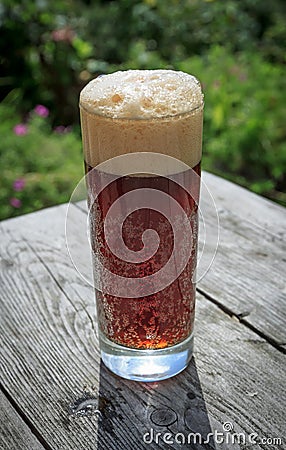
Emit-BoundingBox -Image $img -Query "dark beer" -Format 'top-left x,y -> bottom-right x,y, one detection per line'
80,69 -> 204,380
85,161 -> 200,349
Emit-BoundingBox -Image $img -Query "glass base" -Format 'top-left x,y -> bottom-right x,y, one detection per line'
100,331 -> 194,382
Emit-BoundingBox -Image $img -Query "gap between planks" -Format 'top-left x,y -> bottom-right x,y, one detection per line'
196,288 -> 286,354
0,384 -> 53,450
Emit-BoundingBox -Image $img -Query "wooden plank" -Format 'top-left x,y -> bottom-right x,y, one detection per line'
0,223 -> 100,450
0,390 -> 46,450
198,187 -> 286,346
1,204 -> 95,327
202,171 -> 286,240
0,209 -> 285,450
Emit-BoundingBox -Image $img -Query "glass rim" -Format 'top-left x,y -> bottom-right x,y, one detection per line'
79,101 -> 204,121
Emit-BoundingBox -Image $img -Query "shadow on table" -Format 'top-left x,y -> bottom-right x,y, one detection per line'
96,357 -> 216,450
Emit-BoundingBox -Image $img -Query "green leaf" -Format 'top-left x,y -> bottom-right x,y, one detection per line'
72,37 -> 93,59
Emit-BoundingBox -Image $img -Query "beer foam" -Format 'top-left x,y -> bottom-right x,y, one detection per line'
80,70 -> 203,119
80,69 -> 204,171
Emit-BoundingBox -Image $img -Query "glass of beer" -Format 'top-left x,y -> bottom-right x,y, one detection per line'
79,70 -> 204,381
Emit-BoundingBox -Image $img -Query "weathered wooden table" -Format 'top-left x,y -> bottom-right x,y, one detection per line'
1,172 -> 285,450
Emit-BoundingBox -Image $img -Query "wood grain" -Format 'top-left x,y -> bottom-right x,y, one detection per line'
198,195 -> 286,346
0,207 -> 285,449
202,171 -> 286,240
0,390 -> 46,450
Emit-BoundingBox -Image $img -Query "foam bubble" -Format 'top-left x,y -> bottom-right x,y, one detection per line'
80,70 -> 203,119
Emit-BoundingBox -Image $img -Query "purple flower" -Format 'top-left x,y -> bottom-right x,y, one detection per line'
13,124 -> 28,136
13,178 -> 26,191
54,125 -> 66,134
10,197 -> 22,208
51,27 -> 75,43
54,125 -> 72,134
34,104 -> 49,118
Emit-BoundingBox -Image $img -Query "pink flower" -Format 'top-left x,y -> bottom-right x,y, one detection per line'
51,27 -> 75,43
34,104 -> 49,117
13,124 -> 28,136
10,197 -> 22,208
54,125 -> 66,134
13,178 -> 25,191
54,125 -> 72,134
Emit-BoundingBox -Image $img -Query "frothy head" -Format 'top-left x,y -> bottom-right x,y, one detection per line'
80,70 -> 203,119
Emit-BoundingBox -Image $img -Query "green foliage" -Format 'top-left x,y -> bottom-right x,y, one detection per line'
0,102 -> 83,220
177,47 -> 286,203
1,0 -> 285,119
0,0 -> 87,123
0,0 -> 285,220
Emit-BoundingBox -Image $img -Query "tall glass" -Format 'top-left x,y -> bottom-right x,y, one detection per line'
79,70 -> 204,381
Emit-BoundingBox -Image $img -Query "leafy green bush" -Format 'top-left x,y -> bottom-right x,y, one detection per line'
176,46 -> 286,204
0,101 -> 83,220
1,0 -> 285,122
0,0 -> 90,123
0,0 -> 285,220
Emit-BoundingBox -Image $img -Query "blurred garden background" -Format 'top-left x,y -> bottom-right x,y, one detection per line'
1,0 -> 286,220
